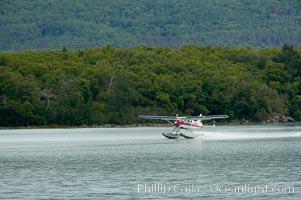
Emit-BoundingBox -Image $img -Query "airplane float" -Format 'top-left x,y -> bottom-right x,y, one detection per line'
138,114 -> 228,139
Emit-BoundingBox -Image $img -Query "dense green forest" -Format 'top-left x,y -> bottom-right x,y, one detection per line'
1,0 -> 301,51
0,45 -> 301,126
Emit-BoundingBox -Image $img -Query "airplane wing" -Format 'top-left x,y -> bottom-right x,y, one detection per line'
197,115 -> 229,120
139,114 -> 228,120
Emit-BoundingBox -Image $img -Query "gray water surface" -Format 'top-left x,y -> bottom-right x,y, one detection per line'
0,125 -> 301,199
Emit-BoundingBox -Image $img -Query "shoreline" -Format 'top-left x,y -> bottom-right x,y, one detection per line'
0,121 -> 297,130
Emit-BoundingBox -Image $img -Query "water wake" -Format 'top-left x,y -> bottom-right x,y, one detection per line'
200,125 -> 301,140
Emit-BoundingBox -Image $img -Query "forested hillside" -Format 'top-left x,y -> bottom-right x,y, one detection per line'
0,45 -> 301,126
1,0 -> 301,51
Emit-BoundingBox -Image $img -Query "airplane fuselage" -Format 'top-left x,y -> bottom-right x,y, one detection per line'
176,119 -> 203,129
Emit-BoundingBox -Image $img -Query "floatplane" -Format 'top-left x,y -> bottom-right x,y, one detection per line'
138,114 -> 228,139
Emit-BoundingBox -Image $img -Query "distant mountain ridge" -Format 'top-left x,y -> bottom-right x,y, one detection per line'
1,0 -> 301,51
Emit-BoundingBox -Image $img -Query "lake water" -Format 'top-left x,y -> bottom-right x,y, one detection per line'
0,124 -> 301,199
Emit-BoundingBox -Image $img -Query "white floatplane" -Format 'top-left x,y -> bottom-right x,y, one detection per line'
138,114 -> 228,139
